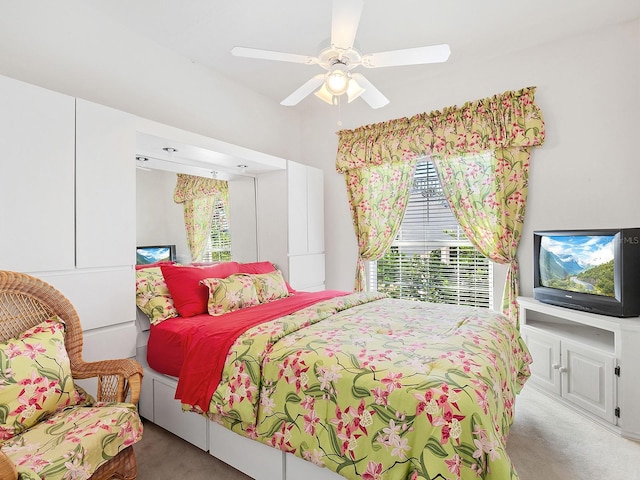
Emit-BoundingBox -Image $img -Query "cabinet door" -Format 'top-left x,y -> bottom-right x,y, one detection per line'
75,99 -> 136,268
0,75 -> 75,272
229,177 -> 258,263
561,339 -> 616,424
287,161 -> 308,255
255,170 -> 288,277
287,162 -> 324,256
306,165 -> 324,254
522,326 -> 562,395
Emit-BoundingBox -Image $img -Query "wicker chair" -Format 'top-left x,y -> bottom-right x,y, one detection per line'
0,270 -> 143,480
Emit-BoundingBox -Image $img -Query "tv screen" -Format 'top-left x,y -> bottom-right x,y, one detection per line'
136,245 -> 176,265
533,228 -> 640,317
538,234 -> 615,298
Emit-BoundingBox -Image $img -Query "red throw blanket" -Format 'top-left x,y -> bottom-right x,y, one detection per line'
174,290 -> 348,411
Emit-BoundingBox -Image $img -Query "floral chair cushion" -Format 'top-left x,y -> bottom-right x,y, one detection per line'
200,273 -> 260,316
2,402 -> 143,480
0,317 -> 79,440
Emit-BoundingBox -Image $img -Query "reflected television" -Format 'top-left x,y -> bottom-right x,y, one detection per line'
533,229 -> 640,317
136,245 -> 176,265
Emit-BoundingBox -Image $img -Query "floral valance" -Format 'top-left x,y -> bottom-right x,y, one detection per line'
335,86 -> 545,173
173,173 -> 228,204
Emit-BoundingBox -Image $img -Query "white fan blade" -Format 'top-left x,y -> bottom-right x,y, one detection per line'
232,46 -> 317,65
281,74 -> 325,106
331,0 -> 364,50
362,44 -> 451,68
351,73 -> 389,109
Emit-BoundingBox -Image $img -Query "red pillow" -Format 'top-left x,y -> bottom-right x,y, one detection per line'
161,262 -> 240,317
238,261 -> 296,293
238,261 -> 276,274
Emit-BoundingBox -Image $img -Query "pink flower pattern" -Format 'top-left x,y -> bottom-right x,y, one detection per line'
335,87 -> 544,323
199,293 -> 532,480
1,318 -> 143,478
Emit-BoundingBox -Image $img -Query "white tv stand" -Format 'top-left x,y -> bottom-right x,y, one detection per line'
518,296 -> 640,440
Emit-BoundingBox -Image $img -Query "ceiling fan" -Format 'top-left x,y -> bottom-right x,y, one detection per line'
231,0 -> 451,109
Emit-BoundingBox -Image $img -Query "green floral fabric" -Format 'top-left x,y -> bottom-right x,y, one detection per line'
335,87 -> 544,173
173,174 -> 229,262
186,293 -> 532,480
135,267 -> 179,325
335,87 -> 545,323
2,401 -> 142,480
0,317 -> 78,440
433,149 -> 530,322
201,273 -> 260,316
0,318 -> 143,480
345,162 -> 416,291
252,270 -> 290,303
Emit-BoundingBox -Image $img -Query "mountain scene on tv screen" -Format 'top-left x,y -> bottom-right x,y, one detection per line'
539,235 -> 615,297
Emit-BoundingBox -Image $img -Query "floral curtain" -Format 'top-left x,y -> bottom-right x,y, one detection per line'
336,87 -> 545,324
174,174 -> 229,261
345,161 -> 416,290
433,149 -> 530,321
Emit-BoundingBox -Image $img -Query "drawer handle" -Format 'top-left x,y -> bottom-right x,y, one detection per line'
558,366 -> 568,373
552,363 -> 561,370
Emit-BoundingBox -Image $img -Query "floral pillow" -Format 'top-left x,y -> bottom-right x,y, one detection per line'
200,273 -> 260,316
253,270 -> 290,303
135,267 -> 179,325
0,316 -> 78,440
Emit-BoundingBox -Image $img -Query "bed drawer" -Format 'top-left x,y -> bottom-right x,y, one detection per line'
148,373 -> 209,451
209,421 -> 283,480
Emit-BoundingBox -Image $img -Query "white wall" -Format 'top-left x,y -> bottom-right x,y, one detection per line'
0,2 -> 637,301
136,169 -> 191,263
303,20 -> 640,296
0,1 -> 301,162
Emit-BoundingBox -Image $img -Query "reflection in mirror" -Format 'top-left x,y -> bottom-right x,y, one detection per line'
136,168 -> 258,264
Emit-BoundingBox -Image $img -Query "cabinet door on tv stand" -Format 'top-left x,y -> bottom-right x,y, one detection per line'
561,339 -> 616,424
522,326 -> 562,395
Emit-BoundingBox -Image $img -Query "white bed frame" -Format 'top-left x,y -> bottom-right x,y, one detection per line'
135,311 -> 342,480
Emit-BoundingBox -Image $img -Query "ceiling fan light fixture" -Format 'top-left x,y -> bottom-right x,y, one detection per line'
325,66 -> 350,96
314,83 -> 337,105
346,78 -> 365,103
231,0 -> 450,109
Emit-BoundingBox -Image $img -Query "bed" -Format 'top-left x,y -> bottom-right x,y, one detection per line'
135,260 -> 532,480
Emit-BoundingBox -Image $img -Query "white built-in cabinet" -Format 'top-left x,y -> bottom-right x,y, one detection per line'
228,176 -> 259,263
0,74 -> 137,367
75,99 -> 136,268
0,75 -> 76,272
256,161 -> 325,291
518,296 -> 640,440
287,160 -> 324,255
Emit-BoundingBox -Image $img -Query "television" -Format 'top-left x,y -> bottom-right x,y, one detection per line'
533,229 -> 640,317
136,245 -> 177,265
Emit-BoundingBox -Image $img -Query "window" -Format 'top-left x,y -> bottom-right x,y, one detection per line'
369,160 -> 492,308
200,199 -> 231,262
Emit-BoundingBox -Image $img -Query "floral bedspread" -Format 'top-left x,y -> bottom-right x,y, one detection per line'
185,292 -> 532,480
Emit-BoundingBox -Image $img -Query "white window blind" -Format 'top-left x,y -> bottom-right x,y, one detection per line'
201,199 -> 232,262
370,160 -> 492,308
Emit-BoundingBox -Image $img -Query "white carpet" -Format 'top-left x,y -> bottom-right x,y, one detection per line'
507,385 -> 640,479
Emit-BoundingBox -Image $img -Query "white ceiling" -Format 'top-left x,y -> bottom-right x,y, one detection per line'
83,0 -> 639,111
